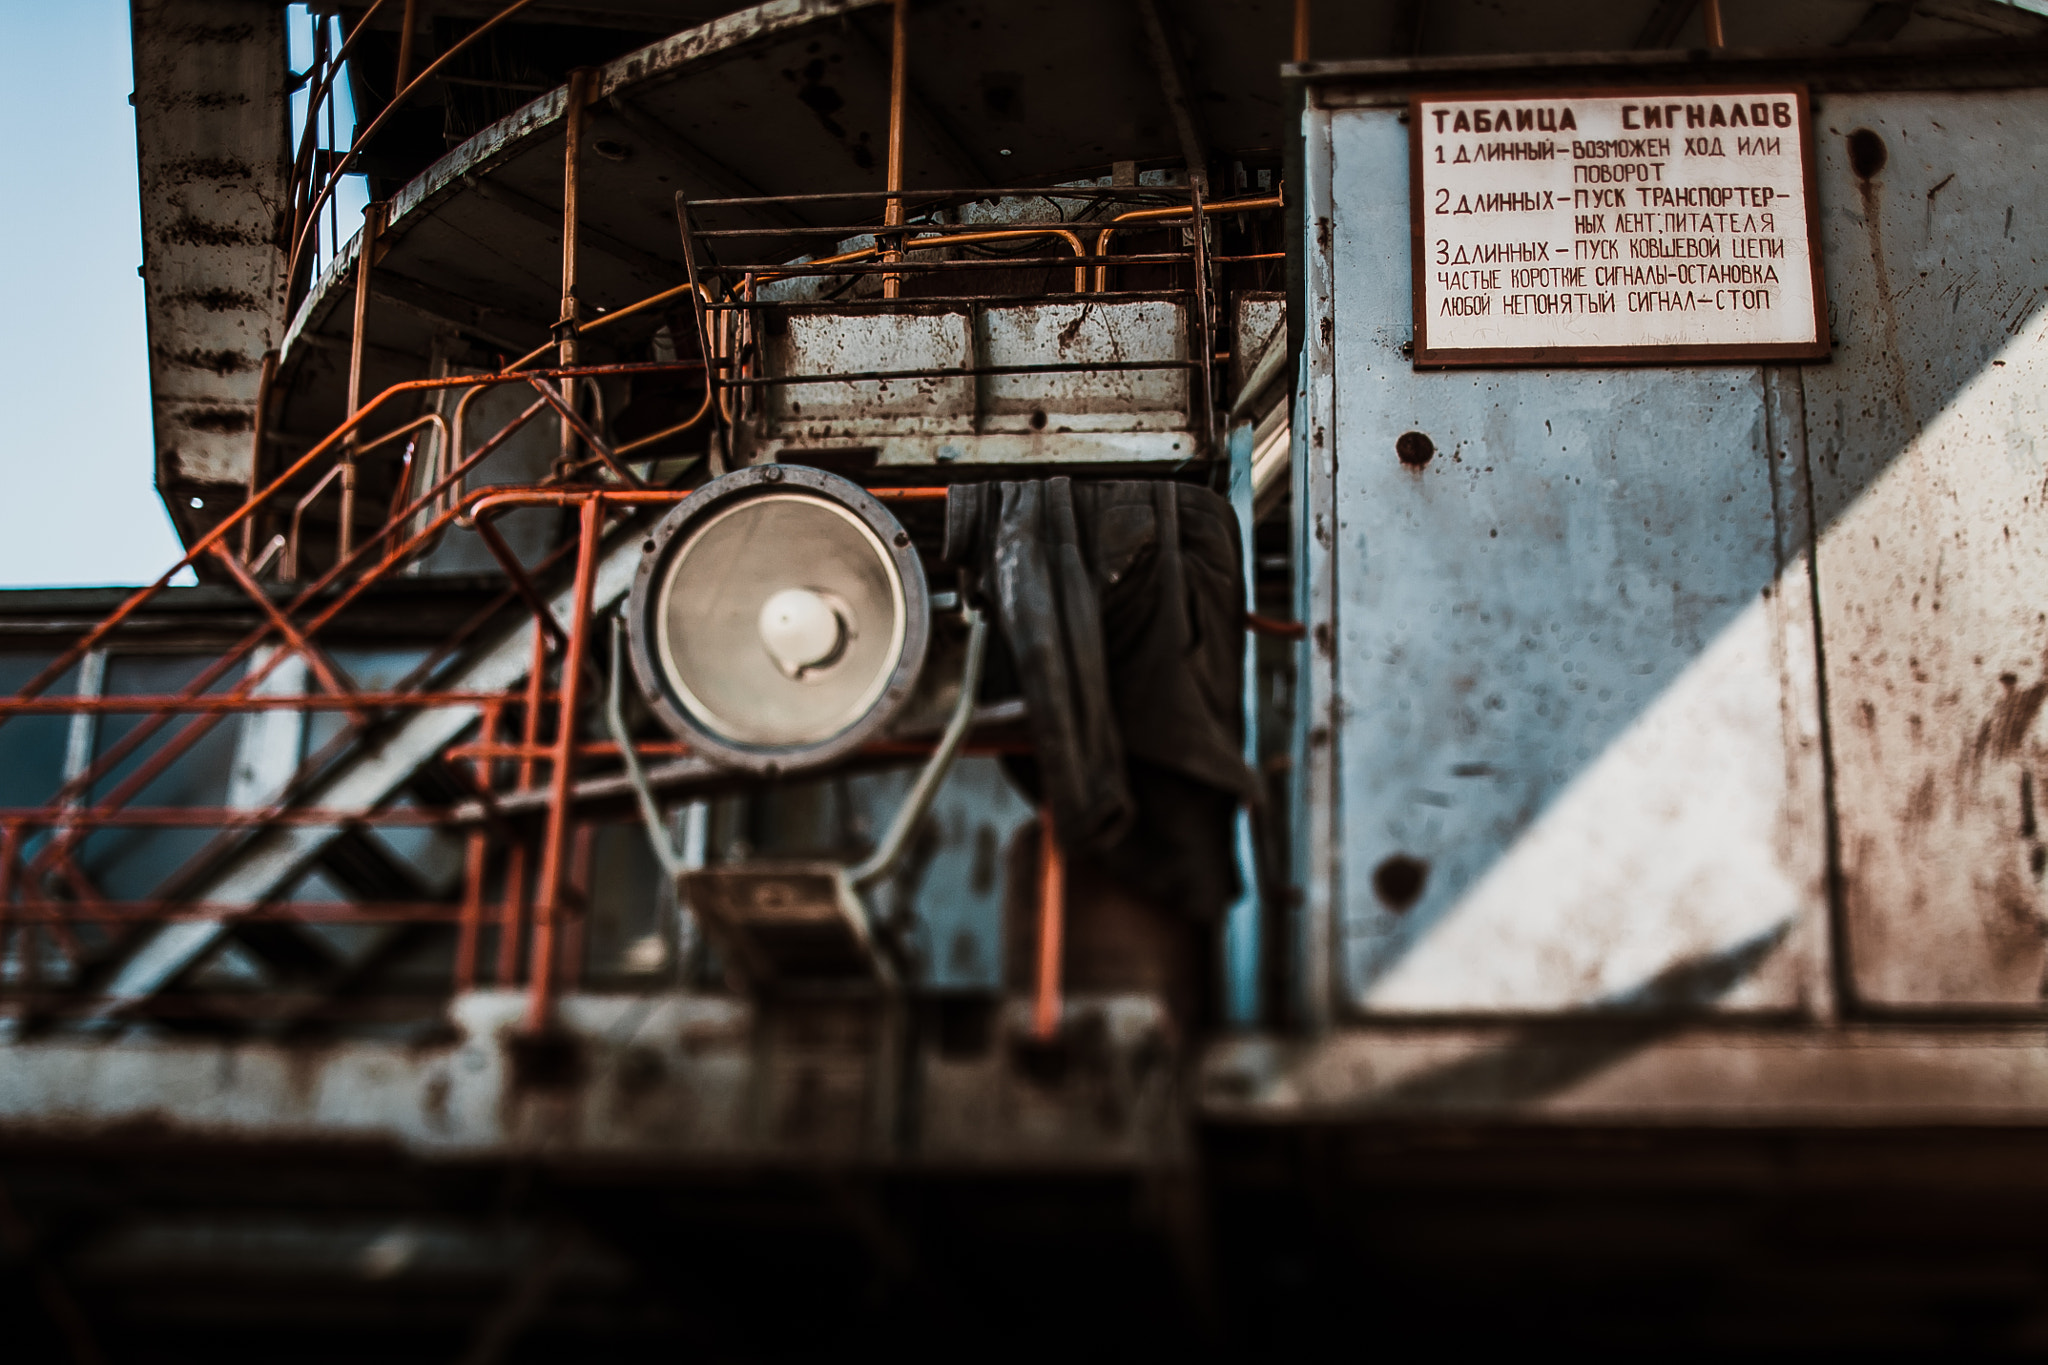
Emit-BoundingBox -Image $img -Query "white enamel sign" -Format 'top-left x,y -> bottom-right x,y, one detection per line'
1409,86 -> 1827,365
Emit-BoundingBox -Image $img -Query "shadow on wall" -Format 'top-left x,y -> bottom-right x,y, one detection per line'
1327,91 -> 2048,1018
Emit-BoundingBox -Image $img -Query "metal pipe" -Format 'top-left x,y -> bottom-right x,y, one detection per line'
849,607 -> 986,887
1032,808 -> 1065,1040
394,0 -> 422,88
250,534 -> 287,578
9,359 -> 697,708
500,633 -> 548,987
286,0 -> 543,298
607,618 -> 684,881
882,0 -> 908,300
1293,0 -> 1310,62
207,544 -> 363,718
287,0 -> 394,261
0,692 -> 527,717
1703,0 -> 1725,45
473,516 -> 573,654
454,697 -> 497,991
524,374 -> 643,487
1092,190 -> 1282,291
525,494 -> 603,1031
243,351 -> 278,563
286,465 -> 345,581
759,226 -> 1091,293
341,202 -> 385,563
558,67 -> 592,475
613,386 -> 715,457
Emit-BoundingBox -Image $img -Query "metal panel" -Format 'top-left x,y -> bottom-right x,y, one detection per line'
749,299 -> 1195,466
977,299 -> 1189,432
763,311 -> 976,435
1310,104 -> 1826,1016
1801,91 -> 2048,1007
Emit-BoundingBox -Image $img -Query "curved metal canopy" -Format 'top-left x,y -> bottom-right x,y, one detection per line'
269,0 -> 2048,446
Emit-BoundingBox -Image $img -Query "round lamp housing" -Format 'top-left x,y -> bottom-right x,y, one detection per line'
625,465 -> 930,775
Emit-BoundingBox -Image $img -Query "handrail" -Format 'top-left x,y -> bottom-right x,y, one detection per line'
286,0 -> 394,273
1091,189 -> 1284,292
8,359 -> 703,711
749,226 -> 1092,294
286,0 -> 544,301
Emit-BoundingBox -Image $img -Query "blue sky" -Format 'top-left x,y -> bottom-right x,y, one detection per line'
0,1 -> 169,586
0,4 -> 364,588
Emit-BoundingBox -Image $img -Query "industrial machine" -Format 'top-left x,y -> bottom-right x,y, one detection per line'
9,1 -> 2048,1355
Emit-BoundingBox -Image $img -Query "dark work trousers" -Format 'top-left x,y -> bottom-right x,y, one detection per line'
944,477 -> 1256,926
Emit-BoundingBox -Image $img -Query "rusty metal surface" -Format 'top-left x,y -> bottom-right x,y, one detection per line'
748,298 -> 1194,466
1203,1023 -> 2048,1123
1303,102 -> 1826,1017
1802,90 -> 2048,1007
0,990 -> 1181,1165
131,0 -> 291,509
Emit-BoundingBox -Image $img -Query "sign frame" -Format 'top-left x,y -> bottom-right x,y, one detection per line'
1407,83 -> 1830,368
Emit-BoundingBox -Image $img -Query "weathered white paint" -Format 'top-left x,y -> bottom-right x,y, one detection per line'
1415,89 -> 1820,358
1308,102 -> 1828,1016
1802,91 -> 2048,1006
132,0 -> 290,492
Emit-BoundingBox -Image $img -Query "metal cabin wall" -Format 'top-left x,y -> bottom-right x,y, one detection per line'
1300,80 -> 2048,1021
1301,101 -> 1827,1018
1802,91 -> 2048,1007
131,0 -> 290,526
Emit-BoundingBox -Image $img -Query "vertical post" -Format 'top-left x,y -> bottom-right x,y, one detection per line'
498,632 -> 549,985
1703,0 -> 1725,46
1292,0 -> 1309,62
526,495 -> 603,1032
242,351 -> 278,563
1222,420 -> 1262,1026
1032,809 -> 1065,1040
563,822 -> 595,986
341,202 -> 384,563
881,0 -> 908,300
0,823 -> 19,998
454,698 -> 500,992
394,0 -> 422,89
558,68 -> 592,474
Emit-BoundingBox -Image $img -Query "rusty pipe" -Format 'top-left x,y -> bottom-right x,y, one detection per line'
882,0 -> 909,299
286,0 -> 543,299
1092,190 -> 1283,292
558,68 -> 594,476
6,361 -> 700,711
287,0 -> 394,257
502,281 -> 713,375
763,226 -> 1090,292
1033,808 -> 1065,1041
285,464 -> 344,581
526,494 -> 604,1031
394,0 -> 422,88
341,202 -> 385,562
614,384 -> 716,457
1703,0 -> 1725,45
1293,0 -> 1310,63
243,351 -> 278,563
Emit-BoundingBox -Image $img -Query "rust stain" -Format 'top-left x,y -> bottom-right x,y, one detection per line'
1903,772 -> 1938,828
178,407 -> 253,434
1976,676 -> 2048,760
171,286 -> 263,312
1850,130 -> 1919,435
162,156 -> 253,182
167,347 -> 255,376
158,215 -> 266,249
